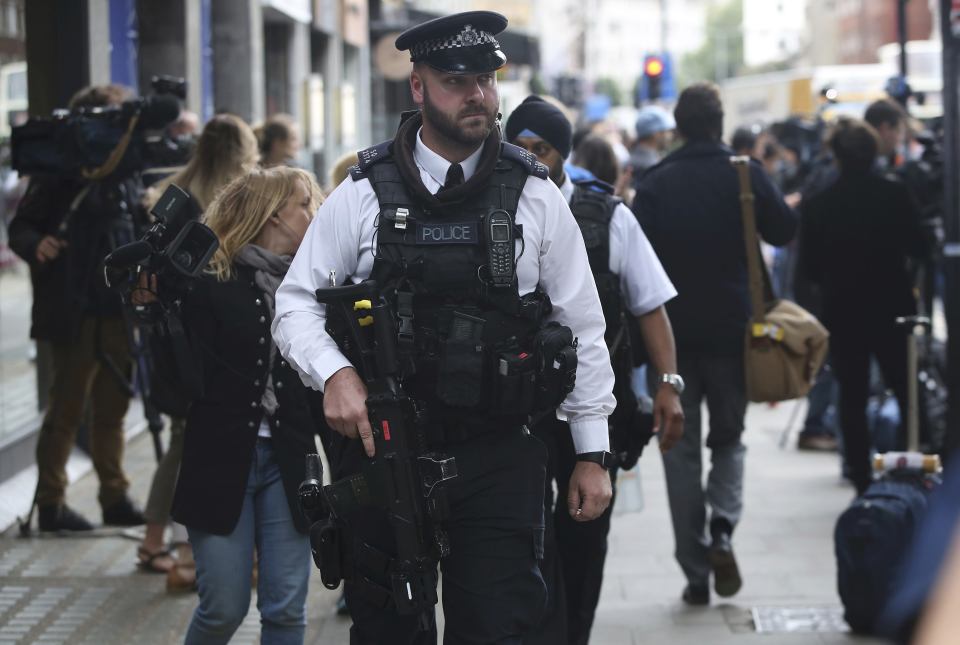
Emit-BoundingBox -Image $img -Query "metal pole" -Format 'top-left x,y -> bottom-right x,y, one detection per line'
938,0 -> 960,458
715,32 -> 726,82
660,0 -> 668,53
898,0 -> 909,80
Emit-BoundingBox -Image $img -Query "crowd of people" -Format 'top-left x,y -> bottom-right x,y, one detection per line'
2,8 -> 949,645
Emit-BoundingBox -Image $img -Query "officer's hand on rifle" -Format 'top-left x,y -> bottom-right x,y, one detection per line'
568,462 -> 613,522
324,366 -> 376,457
653,385 -> 684,453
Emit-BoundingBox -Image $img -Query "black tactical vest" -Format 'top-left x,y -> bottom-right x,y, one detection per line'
350,140 -> 556,434
568,179 -> 624,344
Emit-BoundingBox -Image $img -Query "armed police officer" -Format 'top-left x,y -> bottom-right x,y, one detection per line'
505,96 -> 683,645
273,11 -> 617,644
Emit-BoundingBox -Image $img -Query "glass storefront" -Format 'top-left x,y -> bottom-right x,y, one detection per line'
0,0 -> 33,448
0,254 -> 37,445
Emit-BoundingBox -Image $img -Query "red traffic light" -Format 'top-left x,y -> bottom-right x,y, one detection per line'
645,56 -> 664,78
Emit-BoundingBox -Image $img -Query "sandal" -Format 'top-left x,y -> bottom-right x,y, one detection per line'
136,546 -> 175,574
167,561 -> 198,593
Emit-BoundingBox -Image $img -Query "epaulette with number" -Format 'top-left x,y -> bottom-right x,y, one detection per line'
500,142 -> 549,179
349,140 -> 394,181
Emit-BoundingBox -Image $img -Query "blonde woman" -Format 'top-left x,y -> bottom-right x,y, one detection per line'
166,167 -> 324,644
137,113 -> 260,586
147,113 -> 259,215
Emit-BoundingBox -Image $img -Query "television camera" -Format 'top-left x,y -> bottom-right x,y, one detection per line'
104,183 -> 218,314
10,75 -> 187,180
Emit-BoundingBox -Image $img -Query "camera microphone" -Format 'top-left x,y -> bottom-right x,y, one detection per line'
105,240 -> 153,268
137,95 -> 182,130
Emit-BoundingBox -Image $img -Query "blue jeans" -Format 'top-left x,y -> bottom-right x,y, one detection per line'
185,438 -> 310,645
800,360 -> 838,438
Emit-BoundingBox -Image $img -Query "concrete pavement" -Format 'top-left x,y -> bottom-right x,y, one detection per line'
0,401 -> 886,644
590,399 -> 882,645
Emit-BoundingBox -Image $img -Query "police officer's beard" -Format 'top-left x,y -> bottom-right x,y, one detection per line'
422,86 -> 496,147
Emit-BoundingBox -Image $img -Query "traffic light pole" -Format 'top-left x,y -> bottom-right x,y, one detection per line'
938,0 -> 960,457
898,0 -> 909,80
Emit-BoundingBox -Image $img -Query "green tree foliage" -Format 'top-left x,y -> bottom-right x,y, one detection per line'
529,73 -> 549,97
679,0 -> 744,88
593,77 -> 623,106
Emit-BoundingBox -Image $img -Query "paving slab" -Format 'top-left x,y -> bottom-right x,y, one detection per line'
0,401 -> 889,643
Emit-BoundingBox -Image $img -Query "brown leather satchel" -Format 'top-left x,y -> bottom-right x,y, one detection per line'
732,156 -> 829,403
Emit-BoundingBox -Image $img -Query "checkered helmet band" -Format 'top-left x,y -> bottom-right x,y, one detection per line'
410,24 -> 500,61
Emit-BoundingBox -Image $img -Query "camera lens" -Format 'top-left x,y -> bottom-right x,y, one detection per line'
172,249 -> 194,271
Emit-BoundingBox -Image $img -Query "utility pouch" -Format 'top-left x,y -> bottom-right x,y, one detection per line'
533,321 -> 578,411
323,300 -> 371,379
310,519 -> 345,590
436,312 -> 486,408
495,349 -> 536,413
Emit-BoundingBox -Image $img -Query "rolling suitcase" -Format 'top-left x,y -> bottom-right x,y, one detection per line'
834,316 -> 942,635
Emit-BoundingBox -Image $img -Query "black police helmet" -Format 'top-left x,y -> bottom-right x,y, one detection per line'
395,11 -> 508,75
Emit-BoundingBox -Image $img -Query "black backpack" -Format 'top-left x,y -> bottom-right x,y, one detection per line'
569,180 -> 651,468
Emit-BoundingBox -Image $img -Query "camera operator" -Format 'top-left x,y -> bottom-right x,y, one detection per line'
135,113 -> 260,586
151,167 -> 325,643
8,84 -> 150,532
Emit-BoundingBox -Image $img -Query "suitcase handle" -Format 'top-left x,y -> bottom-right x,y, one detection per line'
894,316 -> 932,452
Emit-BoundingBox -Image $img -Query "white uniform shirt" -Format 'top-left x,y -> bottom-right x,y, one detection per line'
559,174 -> 677,317
273,131 -> 617,453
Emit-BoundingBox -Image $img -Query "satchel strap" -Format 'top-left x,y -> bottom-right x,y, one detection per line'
731,156 -> 768,327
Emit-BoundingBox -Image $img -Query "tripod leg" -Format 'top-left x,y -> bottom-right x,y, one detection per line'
18,477 -> 40,537
779,398 -> 807,449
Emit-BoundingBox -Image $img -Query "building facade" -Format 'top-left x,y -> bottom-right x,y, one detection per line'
835,0 -> 936,64
534,0 -> 713,108
743,0 -> 808,68
0,0 -> 372,485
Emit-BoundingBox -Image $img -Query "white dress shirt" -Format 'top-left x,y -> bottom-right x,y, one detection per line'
559,174 -> 677,317
273,131 -> 616,453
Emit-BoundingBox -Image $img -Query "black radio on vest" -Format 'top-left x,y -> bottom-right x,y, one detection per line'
569,179 -> 624,342
485,209 -> 515,286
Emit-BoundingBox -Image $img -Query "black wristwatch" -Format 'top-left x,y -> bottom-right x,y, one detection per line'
576,451 -> 616,470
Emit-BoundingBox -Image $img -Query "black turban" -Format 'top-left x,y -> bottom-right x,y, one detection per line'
504,95 -> 572,160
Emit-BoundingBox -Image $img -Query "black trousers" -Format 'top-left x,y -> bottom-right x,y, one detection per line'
830,322 -> 910,494
328,427 -> 549,645
527,417 -> 616,645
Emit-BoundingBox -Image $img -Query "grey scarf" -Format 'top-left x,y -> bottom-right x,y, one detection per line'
235,244 -> 292,416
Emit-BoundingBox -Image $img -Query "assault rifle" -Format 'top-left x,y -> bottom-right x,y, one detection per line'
299,280 -> 457,629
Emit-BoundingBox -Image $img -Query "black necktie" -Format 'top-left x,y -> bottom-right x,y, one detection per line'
441,163 -> 464,192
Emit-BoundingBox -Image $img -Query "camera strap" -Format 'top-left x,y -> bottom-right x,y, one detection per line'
55,184 -> 93,237
81,113 -> 141,181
